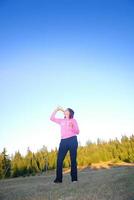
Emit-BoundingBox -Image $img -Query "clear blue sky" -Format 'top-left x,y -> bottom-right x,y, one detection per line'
0,0 -> 134,155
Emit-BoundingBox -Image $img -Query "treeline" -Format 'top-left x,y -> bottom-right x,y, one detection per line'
0,135 -> 134,179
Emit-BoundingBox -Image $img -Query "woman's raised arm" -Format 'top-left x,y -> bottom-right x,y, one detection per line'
50,106 -> 64,124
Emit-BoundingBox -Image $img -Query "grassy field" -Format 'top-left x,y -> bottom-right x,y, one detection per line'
0,165 -> 134,200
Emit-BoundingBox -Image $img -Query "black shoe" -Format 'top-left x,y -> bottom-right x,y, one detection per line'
53,179 -> 62,183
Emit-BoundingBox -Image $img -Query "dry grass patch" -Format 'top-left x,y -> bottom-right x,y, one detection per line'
0,165 -> 134,200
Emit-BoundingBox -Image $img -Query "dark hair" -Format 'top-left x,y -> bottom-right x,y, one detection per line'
67,108 -> 74,119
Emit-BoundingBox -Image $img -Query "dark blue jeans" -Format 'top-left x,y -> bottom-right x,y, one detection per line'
56,136 -> 78,182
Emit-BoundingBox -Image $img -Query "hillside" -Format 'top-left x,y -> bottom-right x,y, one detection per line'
0,166 -> 134,200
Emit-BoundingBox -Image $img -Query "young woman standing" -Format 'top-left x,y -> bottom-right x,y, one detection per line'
50,106 -> 80,183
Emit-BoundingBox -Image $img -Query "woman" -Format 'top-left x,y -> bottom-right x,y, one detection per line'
50,106 -> 80,183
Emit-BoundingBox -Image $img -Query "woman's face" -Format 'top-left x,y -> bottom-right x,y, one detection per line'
64,109 -> 70,119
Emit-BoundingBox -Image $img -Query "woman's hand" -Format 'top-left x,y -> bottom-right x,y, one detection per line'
55,106 -> 65,112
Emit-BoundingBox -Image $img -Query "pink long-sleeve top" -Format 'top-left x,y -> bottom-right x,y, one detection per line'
50,110 -> 80,139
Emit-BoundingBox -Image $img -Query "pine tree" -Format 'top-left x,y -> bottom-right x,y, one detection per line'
1,148 -> 11,178
11,151 -> 26,177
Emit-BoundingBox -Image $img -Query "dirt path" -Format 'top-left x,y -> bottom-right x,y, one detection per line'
0,166 -> 134,200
